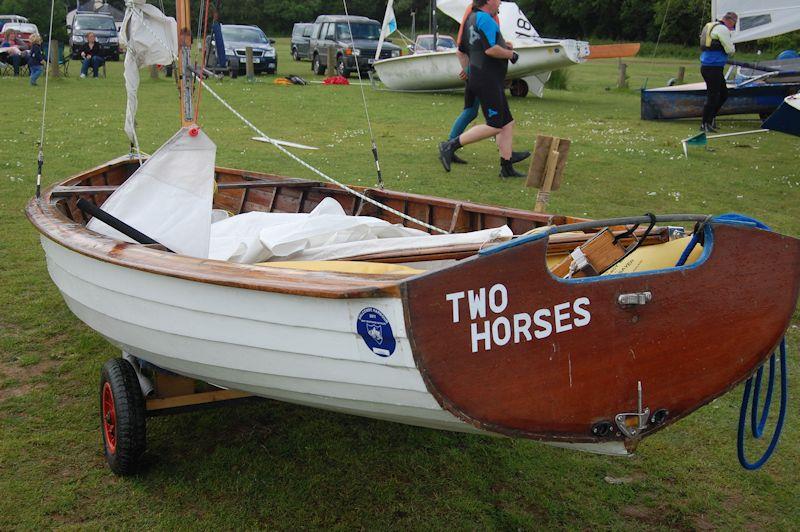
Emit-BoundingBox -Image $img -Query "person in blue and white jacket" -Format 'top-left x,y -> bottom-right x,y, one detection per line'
699,11 -> 737,132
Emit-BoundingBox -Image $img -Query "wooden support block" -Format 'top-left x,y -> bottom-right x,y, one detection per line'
551,229 -> 627,278
245,46 -> 255,81
154,372 -> 196,398
529,135 -> 570,213
326,47 -> 337,76
146,389 -> 253,412
676,66 -> 685,85
149,65 -> 159,79
618,61 -> 628,89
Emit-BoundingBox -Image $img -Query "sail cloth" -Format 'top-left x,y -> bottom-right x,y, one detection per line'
375,0 -> 398,60
119,0 -> 177,144
714,0 -> 800,43
437,0 -> 543,46
209,197 -> 513,263
87,127 -> 217,258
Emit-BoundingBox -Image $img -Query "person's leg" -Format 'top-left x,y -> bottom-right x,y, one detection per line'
495,120 -> 514,160
714,70 -> 728,125
700,66 -> 721,129
30,66 -> 42,85
81,58 -> 91,77
449,97 -> 481,140
92,56 -> 104,77
11,53 -> 21,75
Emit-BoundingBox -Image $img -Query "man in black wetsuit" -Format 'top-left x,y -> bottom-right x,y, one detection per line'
438,0 -> 528,178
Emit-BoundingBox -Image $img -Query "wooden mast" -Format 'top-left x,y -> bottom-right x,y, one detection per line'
175,0 -> 194,127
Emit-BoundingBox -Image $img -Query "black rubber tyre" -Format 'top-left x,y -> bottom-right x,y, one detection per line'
312,54 -> 325,75
100,358 -> 146,476
291,47 -> 300,61
510,79 -> 529,98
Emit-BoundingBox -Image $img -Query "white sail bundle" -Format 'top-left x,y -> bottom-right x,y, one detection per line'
120,0 -> 178,144
87,127 -> 217,258
714,0 -> 800,43
437,0 -> 543,46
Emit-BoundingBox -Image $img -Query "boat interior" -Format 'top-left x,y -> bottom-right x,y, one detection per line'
48,159 -> 692,277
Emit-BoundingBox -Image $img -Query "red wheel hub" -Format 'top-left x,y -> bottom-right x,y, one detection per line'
102,382 -> 117,454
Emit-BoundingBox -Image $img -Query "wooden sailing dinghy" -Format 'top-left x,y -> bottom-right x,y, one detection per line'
24,0 -> 800,475
26,156 -> 800,460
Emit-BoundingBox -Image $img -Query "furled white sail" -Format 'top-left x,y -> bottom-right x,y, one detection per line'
119,0 -> 177,144
714,0 -> 800,42
437,0 -> 543,46
87,127 -> 216,258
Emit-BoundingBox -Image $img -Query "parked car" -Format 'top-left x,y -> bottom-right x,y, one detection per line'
206,24 -> 277,75
408,34 -> 456,54
0,22 -> 38,46
69,12 -> 120,60
291,23 -> 312,61
308,15 -> 401,77
0,14 -> 28,32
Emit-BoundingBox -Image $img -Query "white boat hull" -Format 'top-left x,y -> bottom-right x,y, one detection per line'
41,235 -> 628,456
372,40 -> 585,91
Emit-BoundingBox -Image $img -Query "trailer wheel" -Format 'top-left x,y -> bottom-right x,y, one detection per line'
510,79 -> 529,98
100,358 -> 146,476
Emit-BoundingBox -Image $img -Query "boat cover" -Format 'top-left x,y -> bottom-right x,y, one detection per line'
120,0 -> 177,144
87,127 -> 216,258
715,0 -> 800,43
209,196 -> 513,263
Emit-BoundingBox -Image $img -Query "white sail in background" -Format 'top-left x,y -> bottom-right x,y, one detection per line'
120,0 -> 178,144
714,0 -> 800,43
375,0 -> 398,60
437,0 -> 543,46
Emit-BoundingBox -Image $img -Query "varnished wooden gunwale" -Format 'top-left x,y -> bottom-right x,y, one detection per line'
27,159 -> 592,299
403,223 -> 800,444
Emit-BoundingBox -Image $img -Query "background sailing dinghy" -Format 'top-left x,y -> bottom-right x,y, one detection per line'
372,0 -> 589,97
25,0 -> 800,476
641,0 -> 800,120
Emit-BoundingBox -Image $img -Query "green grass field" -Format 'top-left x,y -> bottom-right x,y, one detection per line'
1,39 -> 799,528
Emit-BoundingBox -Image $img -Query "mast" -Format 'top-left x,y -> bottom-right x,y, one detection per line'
175,0 -> 194,126
431,0 -> 438,51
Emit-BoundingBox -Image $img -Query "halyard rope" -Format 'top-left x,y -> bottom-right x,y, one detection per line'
130,6 -> 449,234
36,0 -> 57,198
342,0 -> 384,189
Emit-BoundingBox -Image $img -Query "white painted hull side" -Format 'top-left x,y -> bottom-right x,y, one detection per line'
41,237 -> 628,456
373,41 -> 583,91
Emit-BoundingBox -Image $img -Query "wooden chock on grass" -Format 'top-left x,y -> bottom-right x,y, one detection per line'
527,134 -> 570,213
48,39 -> 60,78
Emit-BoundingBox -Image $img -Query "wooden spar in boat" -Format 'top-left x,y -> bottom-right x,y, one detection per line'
176,0 -> 194,126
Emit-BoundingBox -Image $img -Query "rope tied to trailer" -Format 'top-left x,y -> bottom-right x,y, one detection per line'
676,214 -> 790,470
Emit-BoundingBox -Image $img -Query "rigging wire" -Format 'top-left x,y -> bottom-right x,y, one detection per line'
35,0 -> 57,198
642,0 -> 672,90
129,7 -> 448,235
341,0 -> 384,189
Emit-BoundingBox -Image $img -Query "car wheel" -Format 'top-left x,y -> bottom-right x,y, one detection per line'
510,79 -> 529,98
292,47 -> 299,61
312,54 -> 325,75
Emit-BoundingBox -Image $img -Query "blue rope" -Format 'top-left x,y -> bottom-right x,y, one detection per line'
737,340 -> 788,470
677,214 -> 790,469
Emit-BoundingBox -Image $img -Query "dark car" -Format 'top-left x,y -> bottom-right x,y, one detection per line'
291,23 -> 312,61
308,15 -> 401,77
207,24 -> 277,74
69,12 -> 120,60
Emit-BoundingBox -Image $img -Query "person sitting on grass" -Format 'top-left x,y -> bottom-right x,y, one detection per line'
28,33 -> 44,86
0,29 -> 29,76
79,32 -> 105,78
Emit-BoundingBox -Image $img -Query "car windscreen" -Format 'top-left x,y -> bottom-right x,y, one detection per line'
5,23 -> 37,34
336,23 -> 381,41
75,16 -> 116,31
222,27 -> 268,43
417,36 -> 456,50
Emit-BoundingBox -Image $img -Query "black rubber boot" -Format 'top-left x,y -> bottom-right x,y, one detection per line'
499,158 -> 525,178
438,138 -> 460,172
510,150 -> 531,164
452,150 -> 468,164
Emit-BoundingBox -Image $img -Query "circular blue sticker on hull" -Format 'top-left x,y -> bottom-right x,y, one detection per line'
357,307 -> 396,357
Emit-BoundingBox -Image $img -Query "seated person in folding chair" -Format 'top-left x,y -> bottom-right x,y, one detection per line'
0,29 -> 30,76
79,32 -> 105,78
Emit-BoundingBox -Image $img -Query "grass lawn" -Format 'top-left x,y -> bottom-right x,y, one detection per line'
1,38 -> 798,528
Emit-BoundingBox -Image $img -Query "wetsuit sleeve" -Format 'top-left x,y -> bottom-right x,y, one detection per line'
712,25 -> 735,55
475,12 -> 500,47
